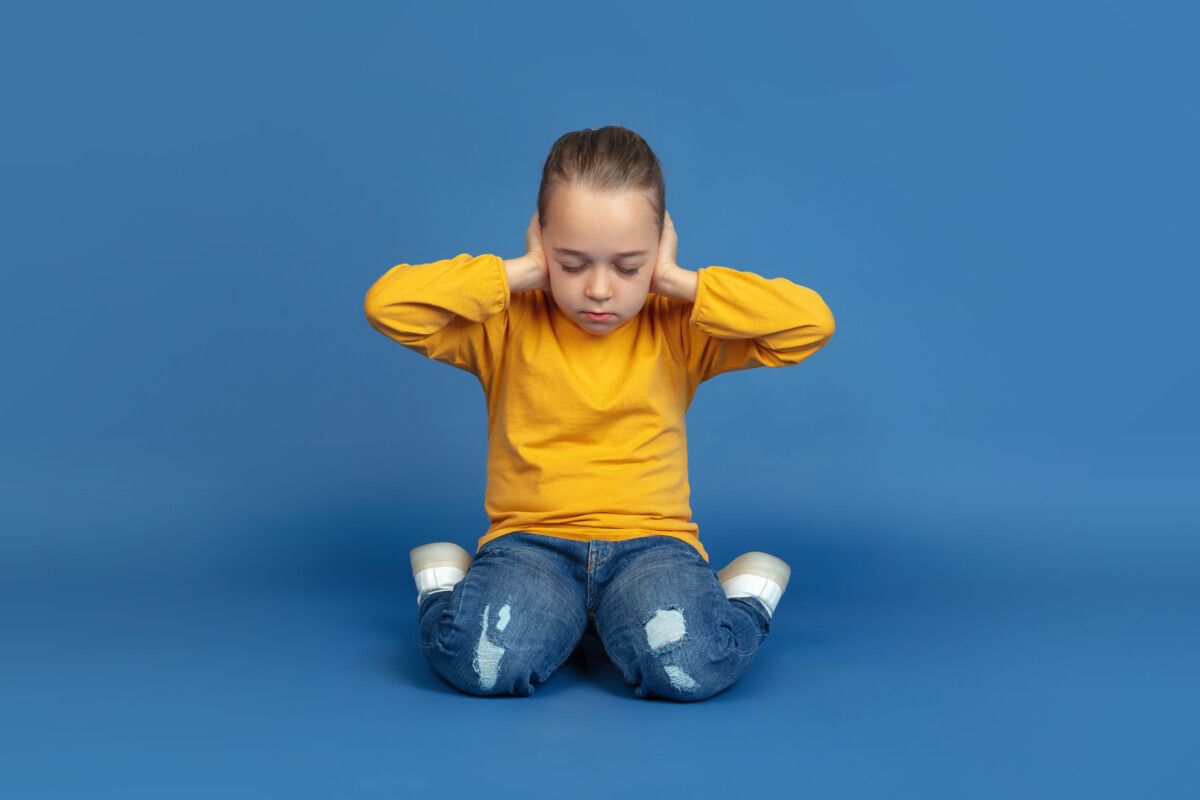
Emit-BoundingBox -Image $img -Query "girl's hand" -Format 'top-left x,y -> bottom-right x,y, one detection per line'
521,211 -> 551,292
649,209 -> 679,296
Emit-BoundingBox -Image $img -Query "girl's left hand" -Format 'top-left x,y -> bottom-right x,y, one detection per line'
649,209 -> 678,296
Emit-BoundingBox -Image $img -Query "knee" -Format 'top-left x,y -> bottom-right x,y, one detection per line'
625,607 -> 735,702
431,648 -> 543,698
422,600 -> 578,697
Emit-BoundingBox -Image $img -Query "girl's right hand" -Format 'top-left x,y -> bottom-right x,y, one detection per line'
522,211 -> 550,291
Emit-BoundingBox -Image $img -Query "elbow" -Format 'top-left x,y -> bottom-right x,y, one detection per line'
363,291 -> 422,345
364,286 -> 392,328
802,290 -> 836,347
819,305 -> 835,345
363,290 -> 397,338
796,285 -> 836,346
364,290 -> 379,325
808,284 -> 835,345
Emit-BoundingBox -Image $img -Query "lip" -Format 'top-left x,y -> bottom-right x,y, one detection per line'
583,312 -> 614,321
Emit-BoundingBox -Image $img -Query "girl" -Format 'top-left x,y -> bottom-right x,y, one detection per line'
364,126 -> 835,700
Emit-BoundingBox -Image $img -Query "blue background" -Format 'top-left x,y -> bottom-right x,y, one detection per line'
2,0 -> 1196,797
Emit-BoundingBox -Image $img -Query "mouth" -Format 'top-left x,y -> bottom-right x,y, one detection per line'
583,311 -> 614,320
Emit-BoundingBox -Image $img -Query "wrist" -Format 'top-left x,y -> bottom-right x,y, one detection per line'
659,265 -> 699,303
504,255 -> 540,292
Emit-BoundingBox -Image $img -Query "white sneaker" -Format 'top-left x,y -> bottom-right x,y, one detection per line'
716,551 -> 791,619
410,542 -> 473,606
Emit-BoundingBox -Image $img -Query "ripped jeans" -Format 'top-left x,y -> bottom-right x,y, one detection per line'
417,531 -> 772,701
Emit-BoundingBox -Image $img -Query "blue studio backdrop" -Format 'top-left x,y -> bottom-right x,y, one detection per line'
1,1 -> 1196,798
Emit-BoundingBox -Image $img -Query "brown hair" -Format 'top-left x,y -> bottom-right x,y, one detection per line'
536,126 -> 666,236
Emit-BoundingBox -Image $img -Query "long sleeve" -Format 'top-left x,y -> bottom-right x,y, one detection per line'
675,265 -> 836,383
363,253 -> 513,379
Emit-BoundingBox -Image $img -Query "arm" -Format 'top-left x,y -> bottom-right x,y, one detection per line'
364,252 -> 516,377
670,264 -> 836,383
365,216 -> 549,378
650,212 -> 835,383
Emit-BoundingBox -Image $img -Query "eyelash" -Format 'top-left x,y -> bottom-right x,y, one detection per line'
560,263 -> 641,276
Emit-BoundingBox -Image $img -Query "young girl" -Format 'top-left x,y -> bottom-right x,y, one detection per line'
364,126 -> 835,700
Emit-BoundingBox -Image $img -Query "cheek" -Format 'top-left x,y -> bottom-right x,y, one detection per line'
547,272 -> 578,305
626,275 -> 652,305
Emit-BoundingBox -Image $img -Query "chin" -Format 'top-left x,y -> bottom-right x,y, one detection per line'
576,318 -> 614,335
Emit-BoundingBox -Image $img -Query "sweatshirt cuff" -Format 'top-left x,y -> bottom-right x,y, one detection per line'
688,267 -> 708,327
492,253 -> 511,312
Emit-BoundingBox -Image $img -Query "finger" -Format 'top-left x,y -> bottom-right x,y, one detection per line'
659,211 -> 677,260
528,211 -> 543,248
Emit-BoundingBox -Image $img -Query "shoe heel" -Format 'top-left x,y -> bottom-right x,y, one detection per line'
410,542 -> 473,605
410,542 -> 472,576
716,551 -> 790,592
716,551 -> 791,619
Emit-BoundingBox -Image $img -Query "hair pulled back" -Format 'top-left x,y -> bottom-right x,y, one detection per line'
536,126 -> 666,236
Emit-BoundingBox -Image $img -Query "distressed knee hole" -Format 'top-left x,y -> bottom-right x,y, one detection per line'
473,603 -> 511,691
644,607 -> 687,651
663,665 -> 699,691
643,608 -> 701,693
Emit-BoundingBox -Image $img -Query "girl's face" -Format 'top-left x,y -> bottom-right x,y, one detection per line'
541,185 -> 659,336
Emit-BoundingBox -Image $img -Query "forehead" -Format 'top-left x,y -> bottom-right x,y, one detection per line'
547,185 -> 657,252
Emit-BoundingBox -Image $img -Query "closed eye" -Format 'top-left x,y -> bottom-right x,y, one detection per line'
560,263 -> 641,276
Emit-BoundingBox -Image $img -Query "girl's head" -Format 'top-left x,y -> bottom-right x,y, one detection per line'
536,126 -> 666,336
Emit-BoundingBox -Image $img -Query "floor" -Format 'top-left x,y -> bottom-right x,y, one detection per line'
4,509 -> 1193,798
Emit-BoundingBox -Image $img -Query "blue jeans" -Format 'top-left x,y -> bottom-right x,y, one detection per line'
417,531 -> 772,701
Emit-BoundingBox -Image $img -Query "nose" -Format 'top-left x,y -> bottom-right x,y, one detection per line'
585,271 -> 612,302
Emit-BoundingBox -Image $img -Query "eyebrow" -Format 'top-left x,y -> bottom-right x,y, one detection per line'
553,247 -> 648,258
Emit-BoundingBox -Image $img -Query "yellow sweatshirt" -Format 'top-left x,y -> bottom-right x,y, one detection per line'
364,253 -> 835,562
